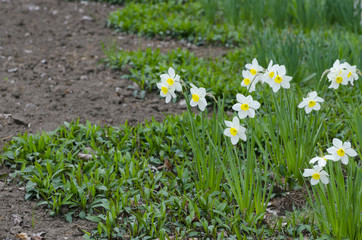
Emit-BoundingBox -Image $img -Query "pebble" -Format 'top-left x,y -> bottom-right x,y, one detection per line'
7,68 -> 18,73
81,16 -> 93,21
10,226 -> 22,235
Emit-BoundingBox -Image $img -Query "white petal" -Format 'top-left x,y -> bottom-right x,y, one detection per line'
278,65 -> 286,75
318,159 -> 327,167
245,95 -> 253,102
303,169 -> 315,177
309,91 -> 318,98
165,94 -> 171,103
249,101 -> 260,110
311,178 -> 319,185
198,100 -> 206,111
168,67 -> 175,79
341,155 -> 349,165
190,83 -> 197,89
236,93 -> 245,103
313,103 -> 321,111
342,141 -> 351,149
225,120 -> 233,128
199,88 -> 206,97
333,138 -> 343,148
305,107 -> 312,114
327,146 -> 336,154
272,84 -> 280,93
160,74 -> 169,81
309,157 -> 319,164
200,98 -> 207,107
345,148 -> 357,157
231,136 -> 239,145
314,165 -> 322,172
232,116 -> 240,127
298,100 -> 307,108
324,155 -> 335,160
248,109 -> 255,118
224,128 -> 232,137
316,97 -> 324,102
190,100 -> 198,107
320,175 -> 329,184
238,110 -> 248,119
232,104 -> 242,111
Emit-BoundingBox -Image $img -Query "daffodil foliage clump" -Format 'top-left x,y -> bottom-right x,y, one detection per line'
2,60 -> 362,239
153,58 -> 362,240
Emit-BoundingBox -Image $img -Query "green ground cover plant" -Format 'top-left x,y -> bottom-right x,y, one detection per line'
107,0 -> 362,47
2,59 -> 361,239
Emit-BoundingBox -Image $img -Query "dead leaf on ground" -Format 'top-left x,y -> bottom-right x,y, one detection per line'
31,232 -> 47,240
77,153 -> 95,161
15,233 -> 31,240
157,158 -> 173,171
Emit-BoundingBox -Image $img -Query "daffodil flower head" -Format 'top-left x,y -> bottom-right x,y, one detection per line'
303,165 -> 329,185
245,58 -> 264,76
309,155 -> 335,167
223,116 -> 247,145
160,67 -> 182,92
263,60 -> 279,84
241,70 -> 258,92
156,81 -> 176,103
326,138 -> 357,165
189,83 -> 207,111
297,91 -> 324,114
266,65 -> 292,93
232,94 -> 260,119
342,62 -> 359,85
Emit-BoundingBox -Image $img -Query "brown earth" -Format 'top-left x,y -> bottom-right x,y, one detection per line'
0,0 -> 229,238
0,0 -> 303,239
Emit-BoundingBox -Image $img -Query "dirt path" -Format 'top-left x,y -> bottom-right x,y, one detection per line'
0,0 -> 228,238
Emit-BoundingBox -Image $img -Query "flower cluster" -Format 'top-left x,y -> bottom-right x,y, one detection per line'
157,67 -> 208,111
241,58 -> 293,93
327,60 -> 359,89
224,58 -> 294,145
303,138 -> 357,185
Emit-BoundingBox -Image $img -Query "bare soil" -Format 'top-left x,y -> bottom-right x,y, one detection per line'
0,0 -> 302,238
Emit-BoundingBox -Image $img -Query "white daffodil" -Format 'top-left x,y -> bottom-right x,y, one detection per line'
223,116 -> 246,145
190,84 -> 207,111
327,69 -> 349,89
327,138 -> 357,165
160,67 -> 182,92
263,60 -> 279,84
343,62 -> 359,85
266,65 -> 292,93
245,58 -> 264,76
241,70 -> 258,92
309,155 -> 335,167
157,80 -> 176,103
303,165 -> 329,185
297,91 -> 324,114
232,94 -> 260,119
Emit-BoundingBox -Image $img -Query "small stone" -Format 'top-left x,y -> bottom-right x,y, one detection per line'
41,59 -> 47,64
80,75 -> 88,80
8,68 -> 18,73
179,99 -> 187,106
12,114 -> 28,126
81,16 -> 93,21
10,226 -> 22,235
